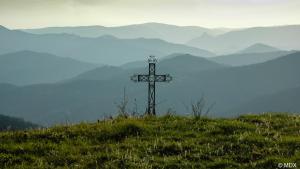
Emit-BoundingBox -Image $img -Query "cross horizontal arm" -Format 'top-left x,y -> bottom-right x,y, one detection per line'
155,74 -> 172,82
131,74 -> 149,82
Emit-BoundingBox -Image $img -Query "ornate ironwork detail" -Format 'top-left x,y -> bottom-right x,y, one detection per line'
130,56 -> 173,115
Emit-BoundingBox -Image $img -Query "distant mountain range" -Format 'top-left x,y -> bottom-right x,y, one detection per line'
2,47 -> 291,86
73,54 -> 227,82
210,51 -> 294,66
0,54 -> 226,125
0,52 -> 299,125
21,22 -> 229,44
121,48 -> 294,68
0,51 -> 98,85
1,23 -> 299,126
0,25 -> 214,65
15,24 -> 300,56
187,25 -> 300,54
170,52 -> 300,116
238,43 -> 280,54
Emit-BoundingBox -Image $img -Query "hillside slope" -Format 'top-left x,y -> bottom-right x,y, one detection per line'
0,83 -> 17,94
0,113 -> 299,168
210,51 -> 293,66
73,66 -> 125,81
158,54 -> 227,74
74,54 -> 227,81
0,114 -> 38,131
231,86 -> 300,114
0,51 -> 97,85
160,51 -> 300,115
238,43 -> 280,54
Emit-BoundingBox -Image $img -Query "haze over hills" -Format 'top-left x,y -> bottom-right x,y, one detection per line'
187,25 -> 300,54
74,54 -> 227,82
21,22 -> 229,44
120,52 -> 226,69
120,53 -> 188,69
157,54 -> 227,75
210,51 -> 294,66
73,66 -> 126,81
1,22 -> 299,125
120,60 -> 147,69
0,25 -> 214,65
0,83 -> 17,94
142,51 -> 300,118
231,86 -> 300,114
0,51 -> 98,85
0,54 -> 227,125
0,52 -> 299,125
238,43 -> 280,54
1,0 -> 300,166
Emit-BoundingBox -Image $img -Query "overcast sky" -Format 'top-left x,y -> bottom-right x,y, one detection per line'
1,0 -> 300,29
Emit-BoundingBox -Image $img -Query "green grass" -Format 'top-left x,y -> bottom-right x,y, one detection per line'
0,113 -> 299,169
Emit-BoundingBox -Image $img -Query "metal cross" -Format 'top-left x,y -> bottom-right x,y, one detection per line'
131,56 -> 172,115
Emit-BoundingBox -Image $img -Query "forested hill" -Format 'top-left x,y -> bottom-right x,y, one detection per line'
0,114 -> 38,131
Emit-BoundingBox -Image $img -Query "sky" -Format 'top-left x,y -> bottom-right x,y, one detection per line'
0,0 -> 300,29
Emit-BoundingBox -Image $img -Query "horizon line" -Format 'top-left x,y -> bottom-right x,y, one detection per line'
2,22 -> 300,30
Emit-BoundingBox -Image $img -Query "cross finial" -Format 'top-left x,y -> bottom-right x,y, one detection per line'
148,55 -> 157,63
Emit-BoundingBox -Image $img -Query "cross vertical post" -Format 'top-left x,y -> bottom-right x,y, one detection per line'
131,56 -> 172,115
148,58 -> 156,115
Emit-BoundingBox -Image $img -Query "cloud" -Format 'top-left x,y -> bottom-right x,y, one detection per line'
0,0 -> 299,28
0,0 -> 199,9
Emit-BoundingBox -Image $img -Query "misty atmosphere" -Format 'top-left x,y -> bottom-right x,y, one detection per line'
0,0 -> 300,168
0,23 -> 299,125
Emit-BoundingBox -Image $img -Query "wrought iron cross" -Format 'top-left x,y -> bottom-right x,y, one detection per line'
131,56 -> 172,115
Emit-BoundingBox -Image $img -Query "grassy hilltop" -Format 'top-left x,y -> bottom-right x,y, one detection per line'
0,113 -> 299,169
